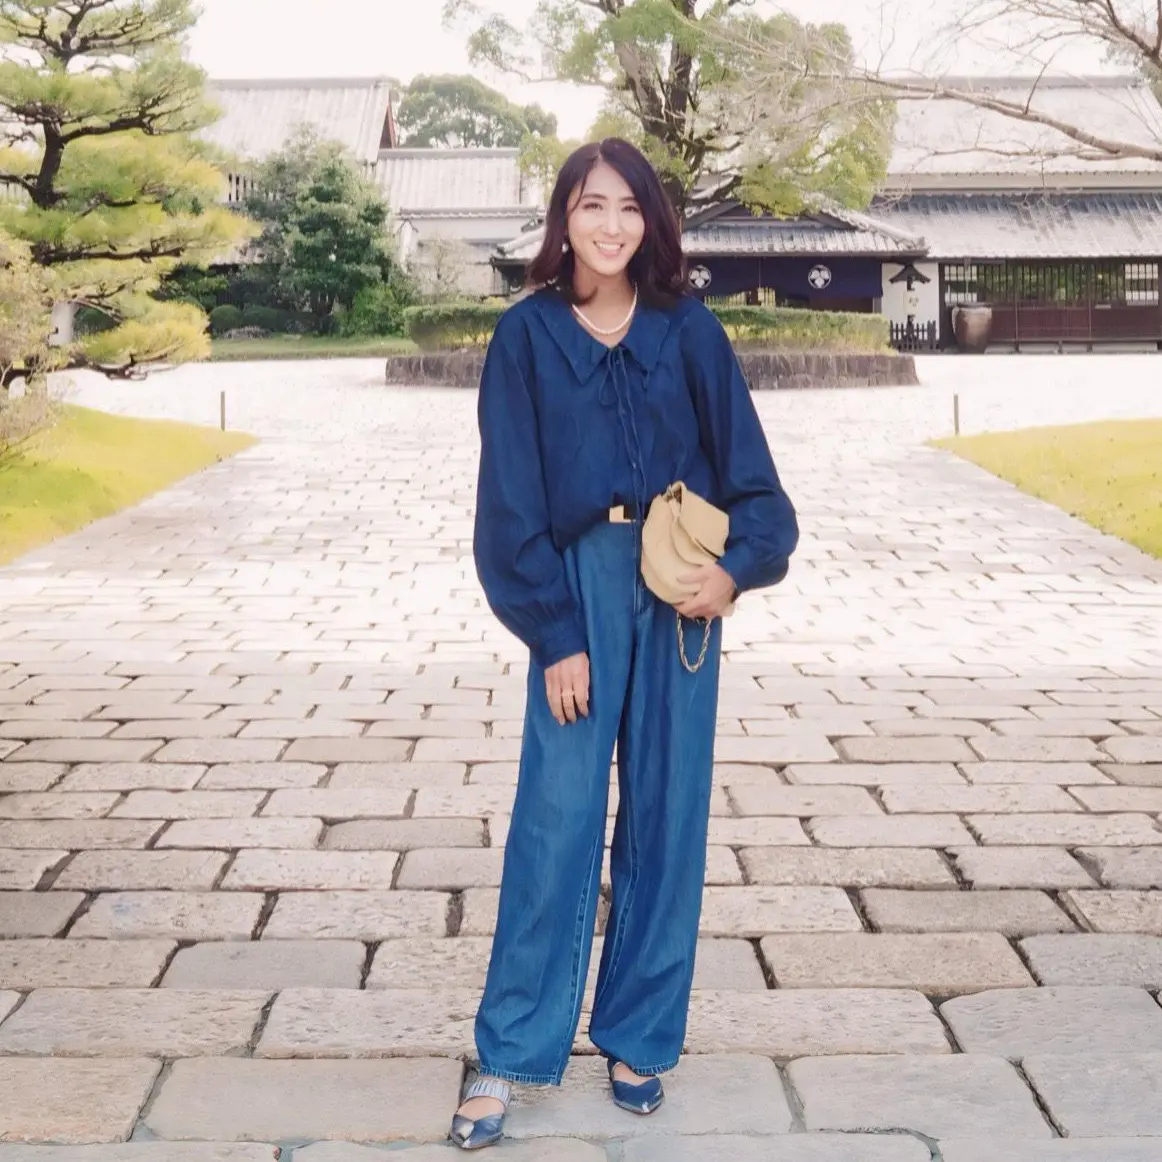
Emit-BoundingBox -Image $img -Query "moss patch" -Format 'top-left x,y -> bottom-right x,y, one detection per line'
0,405 -> 256,564
210,335 -> 416,361
936,419 -> 1162,559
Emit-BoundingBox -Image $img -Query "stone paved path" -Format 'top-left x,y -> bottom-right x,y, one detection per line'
1,356 -> 1162,1159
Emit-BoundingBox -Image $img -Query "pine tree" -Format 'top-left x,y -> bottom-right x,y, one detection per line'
0,0 -> 252,381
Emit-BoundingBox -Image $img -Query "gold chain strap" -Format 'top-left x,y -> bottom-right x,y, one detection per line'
676,611 -> 713,674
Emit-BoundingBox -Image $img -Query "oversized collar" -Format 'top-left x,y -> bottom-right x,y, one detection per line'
529,287 -> 685,382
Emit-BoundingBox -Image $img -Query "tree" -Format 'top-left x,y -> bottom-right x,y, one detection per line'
0,232 -> 56,450
244,130 -> 399,325
397,74 -> 558,148
445,0 -> 893,216
849,1 -> 1162,164
0,0 -> 252,382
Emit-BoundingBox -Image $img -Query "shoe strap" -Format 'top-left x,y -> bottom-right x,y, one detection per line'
465,1076 -> 511,1105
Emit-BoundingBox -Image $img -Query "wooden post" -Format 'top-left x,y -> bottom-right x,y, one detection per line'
953,393 -> 960,437
219,391 -> 226,432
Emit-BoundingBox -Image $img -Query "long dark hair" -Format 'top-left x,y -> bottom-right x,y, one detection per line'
526,138 -> 687,307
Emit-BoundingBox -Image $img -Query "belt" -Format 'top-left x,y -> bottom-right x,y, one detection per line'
608,501 -> 640,523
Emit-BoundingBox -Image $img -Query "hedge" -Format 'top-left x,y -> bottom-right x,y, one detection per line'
404,301 -> 889,352
209,305 -> 243,336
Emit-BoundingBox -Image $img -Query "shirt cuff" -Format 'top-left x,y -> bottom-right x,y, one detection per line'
532,616 -> 589,670
718,542 -> 759,596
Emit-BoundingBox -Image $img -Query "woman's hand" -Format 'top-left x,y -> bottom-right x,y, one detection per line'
676,564 -> 736,621
545,652 -> 590,726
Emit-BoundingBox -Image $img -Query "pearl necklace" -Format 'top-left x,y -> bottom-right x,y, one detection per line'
572,288 -> 638,337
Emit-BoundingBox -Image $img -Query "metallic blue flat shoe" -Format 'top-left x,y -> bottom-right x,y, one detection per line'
606,1059 -> 665,1116
450,1075 -> 511,1151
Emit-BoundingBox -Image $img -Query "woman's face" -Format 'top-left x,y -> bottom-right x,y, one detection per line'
566,160 -> 645,282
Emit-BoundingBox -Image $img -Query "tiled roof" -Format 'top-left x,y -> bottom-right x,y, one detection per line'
494,206 -> 926,263
874,192 -> 1162,259
887,75 -> 1162,189
204,78 -> 394,165
374,148 -> 542,214
684,205 -> 925,257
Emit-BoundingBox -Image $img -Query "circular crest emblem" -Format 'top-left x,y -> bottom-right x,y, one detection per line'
688,264 -> 712,290
808,264 -> 833,290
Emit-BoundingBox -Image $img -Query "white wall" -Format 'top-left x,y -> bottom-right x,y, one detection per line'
881,261 -> 940,329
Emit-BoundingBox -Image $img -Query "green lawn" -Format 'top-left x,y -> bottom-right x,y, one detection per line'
210,335 -> 417,361
936,419 -> 1162,559
0,405 -> 256,565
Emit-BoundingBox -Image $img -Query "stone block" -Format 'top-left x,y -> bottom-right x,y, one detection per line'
0,1147 -> 275,1161
741,847 -> 955,888
111,791 -> 264,819
1021,934 -> 1162,987
941,1142 -> 1162,1162
0,764 -> 67,792
0,821 -> 160,849
263,890 -> 448,940
0,792 -> 120,819
54,850 -> 228,891
836,738 -> 977,763
970,813 -> 1162,846
881,785 -> 1077,813
0,939 -> 174,988
1064,889 -> 1162,933
699,886 -> 862,936
1103,737 -> 1162,763
328,761 -> 469,789
1070,786 -> 1162,812
59,764 -> 206,791
684,989 -> 950,1055
0,1058 -> 160,1144
706,818 -> 809,846
1078,846 -> 1162,888
162,940 -> 365,989
788,1053 -> 1051,1138
785,763 -> 964,785
862,889 -> 1074,936
0,988 -> 267,1056
294,1144 -> 604,1162
262,788 -> 411,819
1022,1052 -> 1162,1137
0,890 -> 83,937
221,849 -> 399,890
942,985 -> 1162,1058
505,1054 -> 792,1139
761,933 -> 1033,993
70,891 -> 264,940
620,1138 -> 932,1162
950,846 -> 1096,889
0,849 -> 67,890
396,847 -> 505,889
808,815 -> 975,847
143,1056 -> 461,1141
969,738 -> 1104,762
257,987 -> 479,1056
324,817 -> 485,850
157,818 -> 324,849
197,762 -> 326,789
960,762 -> 1110,785
729,785 -> 882,815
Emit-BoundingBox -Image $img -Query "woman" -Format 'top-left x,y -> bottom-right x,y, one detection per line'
452,138 -> 799,1150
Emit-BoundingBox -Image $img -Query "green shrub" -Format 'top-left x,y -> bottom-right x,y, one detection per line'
341,283 -> 409,338
209,305 -> 244,336
404,302 -> 505,350
710,305 -> 890,352
240,305 -> 289,334
73,306 -> 117,337
403,300 -> 889,353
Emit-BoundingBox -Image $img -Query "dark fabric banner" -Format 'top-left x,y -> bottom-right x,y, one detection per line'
689,256 -> 884,300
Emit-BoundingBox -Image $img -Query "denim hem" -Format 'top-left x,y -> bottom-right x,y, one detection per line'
475,1064 -> 563,1086
593,1046 -> 682,1077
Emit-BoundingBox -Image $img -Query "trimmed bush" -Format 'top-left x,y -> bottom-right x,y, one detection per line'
405,302 -> 505,351
405,300 -> 888,353
341,283 -> 409,338
710,306 -> 890,352
73,306 -> 117,337
240,305 -> 289,334
209,304 -> 243,336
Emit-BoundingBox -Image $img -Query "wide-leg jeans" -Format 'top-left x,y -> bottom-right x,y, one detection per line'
475,520 -> 722,1085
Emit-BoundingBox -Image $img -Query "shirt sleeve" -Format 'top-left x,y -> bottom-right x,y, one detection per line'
473,316 -> 589,669
683,306 -> 800,595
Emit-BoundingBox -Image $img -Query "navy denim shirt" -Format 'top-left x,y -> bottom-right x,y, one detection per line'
473,288 -> 799,668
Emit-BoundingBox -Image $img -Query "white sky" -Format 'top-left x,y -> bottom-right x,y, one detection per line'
188,0 -> 1116,140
